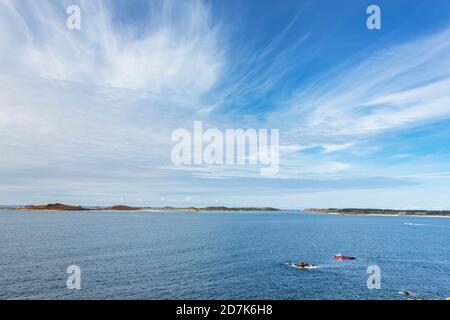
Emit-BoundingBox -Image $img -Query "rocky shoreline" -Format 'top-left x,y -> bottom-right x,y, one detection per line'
306,208 -> 450,217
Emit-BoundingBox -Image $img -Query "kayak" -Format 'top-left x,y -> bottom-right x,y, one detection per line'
334,253 -> 356,260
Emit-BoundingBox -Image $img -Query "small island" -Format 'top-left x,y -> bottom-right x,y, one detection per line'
306,208 -> 450,217
101,205 -> 143,211
15,203 -> 91,211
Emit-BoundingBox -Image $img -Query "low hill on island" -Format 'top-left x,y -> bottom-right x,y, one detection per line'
19,203 -> 90,211
101,205 -> 143,211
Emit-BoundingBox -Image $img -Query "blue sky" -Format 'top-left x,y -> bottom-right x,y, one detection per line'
1,0 -> 450,209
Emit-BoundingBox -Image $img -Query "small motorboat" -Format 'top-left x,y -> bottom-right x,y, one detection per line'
334,253 -> 356,260
399,291 -> 412,296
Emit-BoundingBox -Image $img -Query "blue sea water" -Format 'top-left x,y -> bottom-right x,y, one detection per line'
0,209 -> 449,300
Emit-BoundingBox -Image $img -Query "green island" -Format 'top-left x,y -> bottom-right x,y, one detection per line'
307,208 -> 450,217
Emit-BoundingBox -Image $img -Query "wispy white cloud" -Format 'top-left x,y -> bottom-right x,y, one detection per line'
322,143 -> 354,153
0,0 -> 224,97
311,161 -> 351,174
276,28 -> 450,138
279,144 -> 317,153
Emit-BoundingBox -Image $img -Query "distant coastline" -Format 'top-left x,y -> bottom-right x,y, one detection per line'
9,203 -> 281,212
306,208 -> 450,218
7,204 -> 450,217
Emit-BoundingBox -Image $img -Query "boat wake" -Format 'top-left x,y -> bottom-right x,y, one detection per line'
405,222 -> 450,228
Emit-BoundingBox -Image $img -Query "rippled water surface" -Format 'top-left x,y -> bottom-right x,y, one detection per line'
1,209 -> 449,299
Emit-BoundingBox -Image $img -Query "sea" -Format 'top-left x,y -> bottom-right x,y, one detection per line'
0,209 -> 449,300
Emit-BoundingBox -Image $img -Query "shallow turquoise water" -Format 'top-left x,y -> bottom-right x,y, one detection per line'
0,209 -> 449,300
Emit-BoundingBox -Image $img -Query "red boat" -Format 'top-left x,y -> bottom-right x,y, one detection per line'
334,253 -> 356,260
